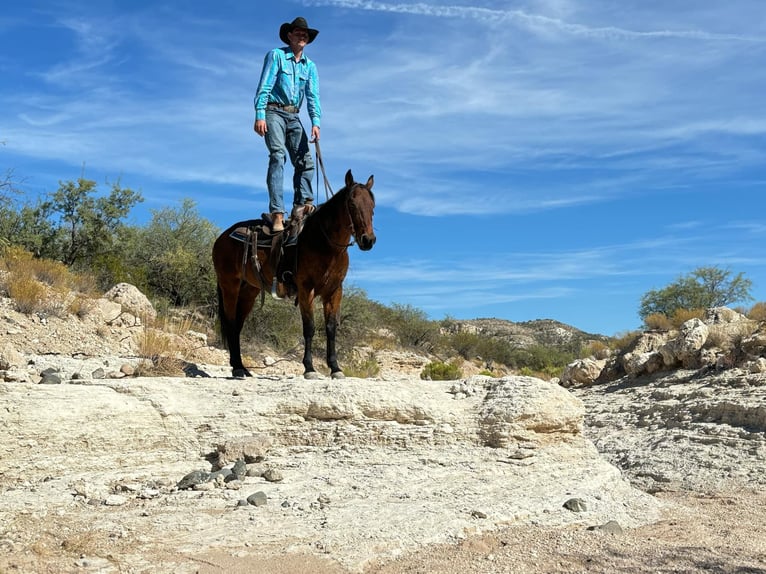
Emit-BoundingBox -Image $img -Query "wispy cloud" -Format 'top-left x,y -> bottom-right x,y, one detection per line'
304,0 -> 766,42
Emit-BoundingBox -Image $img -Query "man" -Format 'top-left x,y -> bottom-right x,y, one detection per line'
254,16 -> 321,233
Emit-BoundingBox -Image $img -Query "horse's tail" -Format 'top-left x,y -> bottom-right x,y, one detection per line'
216,283 -> 230,351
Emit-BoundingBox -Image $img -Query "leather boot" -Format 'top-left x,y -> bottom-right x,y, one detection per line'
271,212 -> 284,232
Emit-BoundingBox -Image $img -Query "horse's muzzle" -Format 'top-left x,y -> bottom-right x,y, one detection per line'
357,233 -> 376,251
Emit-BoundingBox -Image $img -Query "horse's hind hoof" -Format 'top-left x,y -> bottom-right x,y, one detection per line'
304,371 -> 322,380
331,371 -> 345,380
232,368 -> 252,378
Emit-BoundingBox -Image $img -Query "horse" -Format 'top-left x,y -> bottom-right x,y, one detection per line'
212,169 -> 376,379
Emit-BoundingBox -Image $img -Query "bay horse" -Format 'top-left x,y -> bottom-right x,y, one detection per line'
212,169 -> 376,379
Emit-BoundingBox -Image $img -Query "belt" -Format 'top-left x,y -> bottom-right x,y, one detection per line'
267,102 -> 300,113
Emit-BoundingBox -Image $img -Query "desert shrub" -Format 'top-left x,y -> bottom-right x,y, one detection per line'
610,330 -> 642,352
504,344 -> 574,376
6,275 -> 46,313
385,304 -> 439,351
747,302 -> 766,322
580,340 -> 611,360
670,307 -> 705,328
447,331 -> 483,360
644,313 -> 673,331
135,325 -> 190,376
343,352 -> 380,379
421,360 -> 462,381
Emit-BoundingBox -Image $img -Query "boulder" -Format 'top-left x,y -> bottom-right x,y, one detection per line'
104,283 -> 157,324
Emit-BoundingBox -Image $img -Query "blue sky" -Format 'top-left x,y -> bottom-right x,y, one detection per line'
2,1 -> 765,336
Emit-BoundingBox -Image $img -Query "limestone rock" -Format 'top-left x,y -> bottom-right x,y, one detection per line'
560,358 -> 606,387
104,282 -> 157,324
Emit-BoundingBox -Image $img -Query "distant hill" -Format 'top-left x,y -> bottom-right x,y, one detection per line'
448,318 -> 610,350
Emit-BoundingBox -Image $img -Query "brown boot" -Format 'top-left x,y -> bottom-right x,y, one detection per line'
271,212 -> 284,232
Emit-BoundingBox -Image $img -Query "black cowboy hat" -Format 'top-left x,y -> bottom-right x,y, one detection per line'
279,17 -> 319,45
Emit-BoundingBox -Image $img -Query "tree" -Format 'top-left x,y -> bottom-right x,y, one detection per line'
639,266 -> 753,320
35,177 -> 143,267
128,199 -> 219,308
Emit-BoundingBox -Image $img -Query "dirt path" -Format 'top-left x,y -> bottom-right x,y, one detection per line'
189,489 -> 766,574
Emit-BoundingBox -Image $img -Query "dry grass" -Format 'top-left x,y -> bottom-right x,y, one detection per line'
670,307 -> 706,327
747,301 -> 766,322
0,246 -> 97,316
134,314 -> 207,376
644,313 -> 673,331
580,340 -> 611,360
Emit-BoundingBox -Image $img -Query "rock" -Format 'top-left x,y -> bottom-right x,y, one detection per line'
231,459 -> 247,480
560,358 -> 606,387
104,283 -> 157,324
247,491 -> 268,507
262,468 -> 283,483
177,470 -> 211,490
478,377 -> 582,447
104,494 -> 129,506
39,368 -> 62,384
214,435 -> 273,468
0,342 -> 24,370
564,498 -> 588,512
588,520 -> 623,534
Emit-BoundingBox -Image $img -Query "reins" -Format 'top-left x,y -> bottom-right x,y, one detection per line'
313,139 -> 334,201
313,140 -> 355,250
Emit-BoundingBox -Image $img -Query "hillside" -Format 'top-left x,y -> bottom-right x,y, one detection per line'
450,317 -> 609,349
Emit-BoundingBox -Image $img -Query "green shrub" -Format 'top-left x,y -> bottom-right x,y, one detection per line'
343,352 -> 380,379
420,360 -> 462,381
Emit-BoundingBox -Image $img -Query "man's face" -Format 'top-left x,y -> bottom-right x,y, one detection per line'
289,28 -> 309,43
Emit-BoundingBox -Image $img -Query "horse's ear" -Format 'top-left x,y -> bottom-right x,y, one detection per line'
366,175 -> 374,190
345,169 -> 354,188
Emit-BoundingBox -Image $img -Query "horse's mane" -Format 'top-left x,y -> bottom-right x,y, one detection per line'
319,183 -> 351,210
317,178 -> 374,212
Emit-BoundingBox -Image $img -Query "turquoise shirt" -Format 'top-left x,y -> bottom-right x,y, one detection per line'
254,47 -> 321,127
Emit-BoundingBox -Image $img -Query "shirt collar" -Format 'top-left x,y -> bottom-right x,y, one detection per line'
282,47 -> 307,63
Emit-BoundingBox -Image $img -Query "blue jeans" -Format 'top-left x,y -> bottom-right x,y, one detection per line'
264,108 -> 315,215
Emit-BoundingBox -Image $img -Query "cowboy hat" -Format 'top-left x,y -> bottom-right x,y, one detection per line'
279,17 -> 319,44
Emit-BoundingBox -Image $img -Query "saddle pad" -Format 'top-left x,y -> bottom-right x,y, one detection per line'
228,220 -> 274,248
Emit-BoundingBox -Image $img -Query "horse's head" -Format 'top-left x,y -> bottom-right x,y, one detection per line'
345,169 -> 376,251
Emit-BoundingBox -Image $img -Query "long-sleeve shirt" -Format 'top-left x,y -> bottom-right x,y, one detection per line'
254,47 -> 321,127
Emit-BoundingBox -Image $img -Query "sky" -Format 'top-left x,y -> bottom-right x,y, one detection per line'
1,1 -> 765,337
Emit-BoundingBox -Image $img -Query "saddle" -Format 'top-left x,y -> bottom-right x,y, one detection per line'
228,205 -> 315,299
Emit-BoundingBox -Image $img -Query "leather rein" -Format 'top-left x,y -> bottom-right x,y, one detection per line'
314,140 -> 356,251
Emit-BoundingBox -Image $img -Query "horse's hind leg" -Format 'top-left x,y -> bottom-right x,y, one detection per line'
234,282 -> 259,372
218,278 -> 257,378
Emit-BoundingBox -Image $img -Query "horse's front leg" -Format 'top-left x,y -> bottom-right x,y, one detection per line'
298,291 -> 319,379
324,288 -> 344,379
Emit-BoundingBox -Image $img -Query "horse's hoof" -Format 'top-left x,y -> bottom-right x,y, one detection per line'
304,371 -> 322,380
232,368 -> 251,378
331,371 -> 345,380
271,279 -> 285,300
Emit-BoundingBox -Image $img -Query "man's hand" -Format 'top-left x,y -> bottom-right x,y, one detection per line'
310,125 -> 320,142
254,119 -> 267,137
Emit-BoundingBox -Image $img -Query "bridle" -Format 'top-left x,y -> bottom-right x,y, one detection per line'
316,185 -> 363,251
312,140 -> 368,251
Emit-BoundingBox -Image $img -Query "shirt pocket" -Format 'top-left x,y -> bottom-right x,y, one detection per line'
296,70 -> 308,93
